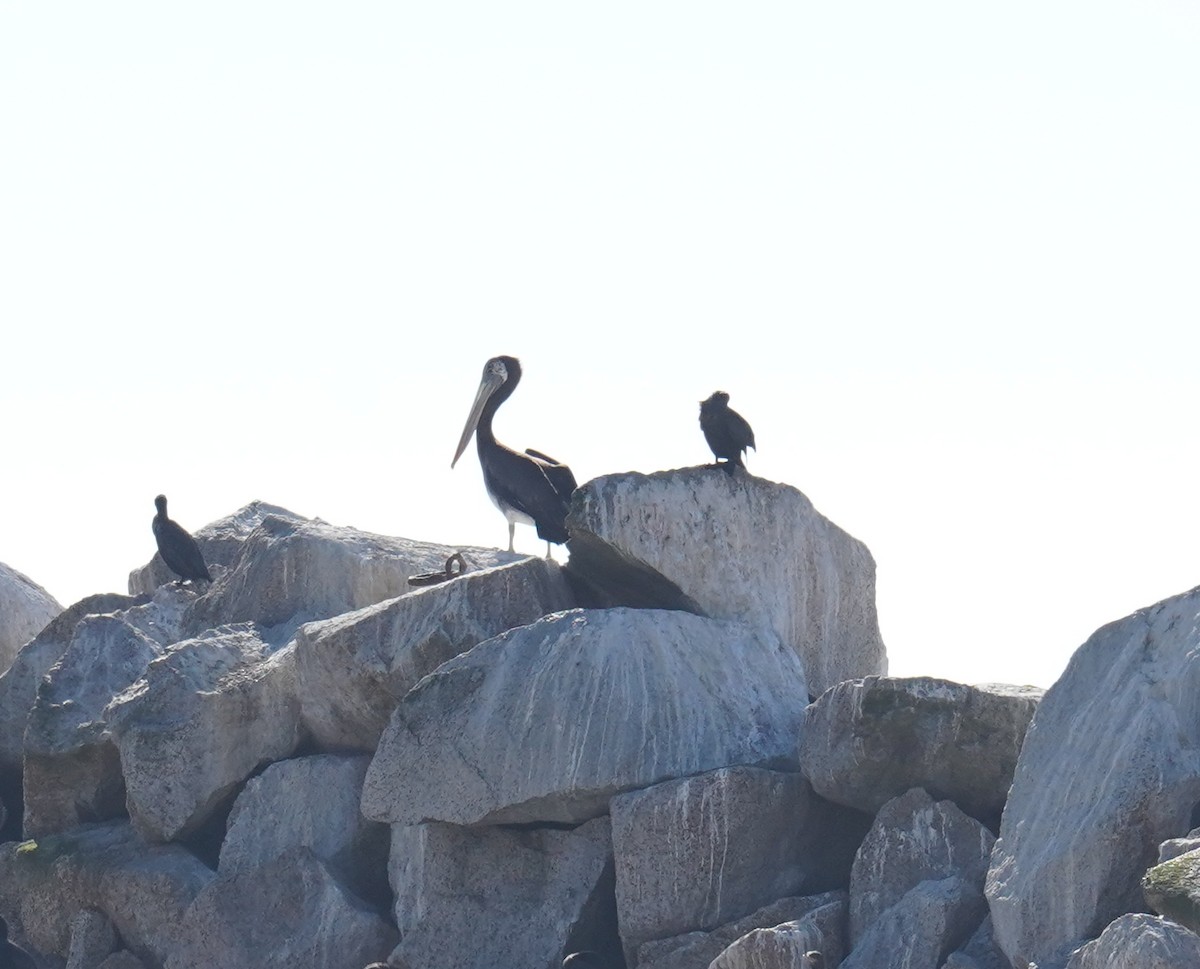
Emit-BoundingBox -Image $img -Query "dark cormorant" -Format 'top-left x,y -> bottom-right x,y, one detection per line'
451,356 -> 577,557
699,390 -> 755,474
0,916 -> 37,969
152,495 -> 213,585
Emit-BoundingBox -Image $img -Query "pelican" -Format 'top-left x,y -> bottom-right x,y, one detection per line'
452,355 -> 577,557
699,390 -> 755,474
152,495 -> 213,585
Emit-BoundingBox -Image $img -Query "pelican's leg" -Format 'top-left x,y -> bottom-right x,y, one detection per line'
545,541 -> 554,561
508,522 -> 516,553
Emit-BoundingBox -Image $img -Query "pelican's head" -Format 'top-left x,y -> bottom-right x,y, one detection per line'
452,356 -> 522,468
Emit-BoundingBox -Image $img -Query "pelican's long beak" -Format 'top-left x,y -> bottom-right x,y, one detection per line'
451,369 -> 505,467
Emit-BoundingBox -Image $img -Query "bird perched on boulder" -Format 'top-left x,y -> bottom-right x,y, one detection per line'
699,390 -> 755,474
0,916 -> 37,969
152,494 -> 213,586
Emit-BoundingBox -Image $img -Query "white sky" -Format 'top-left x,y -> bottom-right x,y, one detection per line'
2,1 -> 1198,688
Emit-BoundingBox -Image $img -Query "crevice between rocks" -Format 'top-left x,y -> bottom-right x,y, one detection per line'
563,531 -> 705,615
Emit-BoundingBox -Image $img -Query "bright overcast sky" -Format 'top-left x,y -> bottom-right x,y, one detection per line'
2,1 -> 1198,688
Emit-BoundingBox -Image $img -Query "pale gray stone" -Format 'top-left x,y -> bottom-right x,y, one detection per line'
184,512 -> 522,638
128,500 -> 304,595
0,819 -> 214,966
635,894 -> 846,969
219,753 -> 387,903
565,468 -> 886,695
166,847 -> 397,969
362,608 -> 808,827
709,902 -> 846,969
841,876 -> 987,969
800,676 -> 1042,826
611,767 -> 830,959
0,561 -> 61,677
387,817 -> 611,969
66,908 -> 118,969
1065,913 -> 1200,969
1159,828 -> 1200,863
106,625 -> 303,843
943,917 -> 1007,969
97,954 -> 148,969
1143,846 -> 1200,935
294,557 -> 574,751
849,788 -> 994,946
986,585 -> 1200,969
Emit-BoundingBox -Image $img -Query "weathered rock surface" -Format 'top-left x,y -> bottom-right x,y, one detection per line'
388,817 -> 612,969
363,608 -> 808,827
66,908 -> 118,969
0,593 -> 141,777
166,847 -> 397,969
0,561 -> 61,676
565,469 -> 886,695
128,500 -> 303,595
986,585 -> 1200,969
106,625 -> 303,843
800,676 -> 1042,826
1143,846 -> 1200,935
634,894 -> 846,969
219,753 -> 388,903
98,954 -> 148,969
1064,913 -> 1200,969
1159,828 -> 1200,864
184,512 -> 522,638
610,767 -> 833,959
294,557 -> 574,751
0,820 -> 215,967
943,916 -> 1008,969
841,875 -> 987,969
849,787 -> 994,945
708,900 -> 847,969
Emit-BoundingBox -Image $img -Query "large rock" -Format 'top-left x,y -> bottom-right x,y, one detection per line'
565,469 -> 886,695
0,593 -> 140,777
1158,828 -> 1200,864
841,876 -> 987,969
219,753 -> 388,903
0,820 -> 215,967
635,894 -> 847,969
184,512 -> 522,638
610,767 -> 832,959
128,500 -> 304,595
66,909 -> 119,969
106,626 -> 303,843
986,585 -> 1200,969
800,676 -> 1042,826
362,608 -> 808,827
1064,913 -> 1200,969
0,561 -> 61,676
165,847 -> 397,969
709,901 -> 846,969
388,817 -> 612,969
849,788 -> 994,945
1143,846 -> 1200,934
943,917 -> 1008,969
294,557 -> 574,751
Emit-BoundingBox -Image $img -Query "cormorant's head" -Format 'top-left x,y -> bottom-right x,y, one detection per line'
154,494 -> 168,515
700,391 -> 730,412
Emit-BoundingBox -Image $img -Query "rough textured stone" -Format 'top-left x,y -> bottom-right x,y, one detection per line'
0,820 -> 215,967
219,753 -> 387,903
97,954 -> 148,969
1064,913 -> 1200,969
611,767 -> 831,959
849,788 -> 994,945
388,817 -> 612,969
128,500 -> 304,595
66,908 -> 118,969
363,608 -> 808,827
800,676 -> 1042,826
184,513 -> 521,638
943,917 -> 1008,969
106,626 -> 303,843
841,875 -> 987,969
635,894 -> 846,969
986,585 -> 1200,969
0,561 -> 61,677
166,847 -> 397,969
565,468 -> 886,695
294,557 -> 574,751
1159,828 -> 1200,864
1143,846 -> 1200,934
708,901 -> 847,969
0,593 -> 141,777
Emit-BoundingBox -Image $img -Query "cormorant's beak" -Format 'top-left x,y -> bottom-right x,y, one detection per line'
451,369 -> 505,468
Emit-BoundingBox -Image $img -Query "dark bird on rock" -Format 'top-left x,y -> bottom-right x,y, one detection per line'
452,355 -> 577,558
699,390 -> 755,474
152,495 -> 213,585
0,916 -> 37,969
